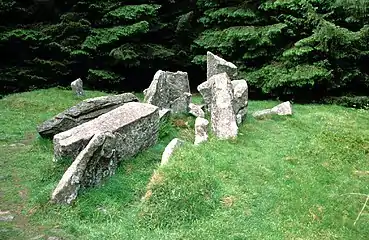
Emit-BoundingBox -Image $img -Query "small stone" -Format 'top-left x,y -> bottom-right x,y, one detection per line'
71,78 -> 84,96
47,237 -> 61,240
194,117 -> 209,145
161,138 -> 184,166
0,211 -> 14,222
253,101 -> 293,119
189,103 -> 205,118
271,101 -> 293,115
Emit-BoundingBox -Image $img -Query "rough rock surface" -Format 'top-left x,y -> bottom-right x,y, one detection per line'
194,117 -> 209,145
161,138 -> 184,166
232,80 -> 249,125
37,93 -> 138,138
197,80 -> 212,108
53,102 -> 159,161
210,73 -> 238,139
71,78 -> 84,96
144,70 -> 191,113
189,103 -> 205,118
271,101 -> 293,115
159,108 -> 171,121
51,132 -> 117,204
207,51 -> 237,80
252,101 -> 293,119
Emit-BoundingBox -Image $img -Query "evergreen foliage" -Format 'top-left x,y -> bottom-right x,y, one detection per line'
0,0 -> 368,100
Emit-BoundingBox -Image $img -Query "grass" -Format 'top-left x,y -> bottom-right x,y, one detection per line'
0,88 -> 368,239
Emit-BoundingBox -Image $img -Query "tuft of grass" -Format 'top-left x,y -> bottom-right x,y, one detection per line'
0,89 -> 368,239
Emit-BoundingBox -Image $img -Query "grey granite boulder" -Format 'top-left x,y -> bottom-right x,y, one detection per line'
194,117 -> 209,145
51,132 -> 117,204
207,51 -> 237,80
144,70 -> 191,114
210,73 -> 238,139
197,80 -> 212,108
53,102 -> 159,162
161,138 -> 184,166
37,93 -> 138,138
189,103 -> 205,118
71,78 -> 84,96
252,101 -> 293,119
232,79 -> 249,125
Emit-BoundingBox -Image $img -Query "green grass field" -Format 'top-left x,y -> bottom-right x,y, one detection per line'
1,88 -> 368,239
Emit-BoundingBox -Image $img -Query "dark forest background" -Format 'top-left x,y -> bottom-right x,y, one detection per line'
1,0 -> 368,102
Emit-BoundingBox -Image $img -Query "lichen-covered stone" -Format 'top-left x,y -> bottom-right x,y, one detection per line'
71,78 -> 84,96
189,103 -> 205,118
194,117 -> 209,145
207,51 -> 237,80
252,101 -> 293,119
232,79 -> 248,125
37,93 -> 138,138
210,73 -> 238,139
51,132 -> 117,204
53,102 -> 159,162
144,70 -> 191,113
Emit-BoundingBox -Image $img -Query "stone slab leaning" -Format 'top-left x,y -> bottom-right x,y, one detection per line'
53,102 -> 159,162
37,93 -> 138,138
51,131 -> 117,204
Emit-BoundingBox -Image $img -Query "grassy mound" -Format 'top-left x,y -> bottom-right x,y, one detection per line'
1,88 -> 368,239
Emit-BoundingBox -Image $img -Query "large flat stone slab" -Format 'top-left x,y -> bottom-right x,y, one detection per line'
37,93 -> 138,138
53,102 -> 159,161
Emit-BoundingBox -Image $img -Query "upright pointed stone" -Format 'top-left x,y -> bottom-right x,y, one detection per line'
207,51 -> 237,80
210,73 -> 238,139
71,78 -> 84,96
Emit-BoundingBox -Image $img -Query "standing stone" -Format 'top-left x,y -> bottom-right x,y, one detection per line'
252,101 -> 293,119
194,117 -> 209,145
71,78 -> 84,96
144,70 -> 191,114
51,132 -> 117,204
207,51 -> 237,80
210,73 -> 238,139
161,138 -> 184,166
232,80 -> 249,125
53,102 -> 159,161
189,103 -> 205,118
37,93 -> 139,138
